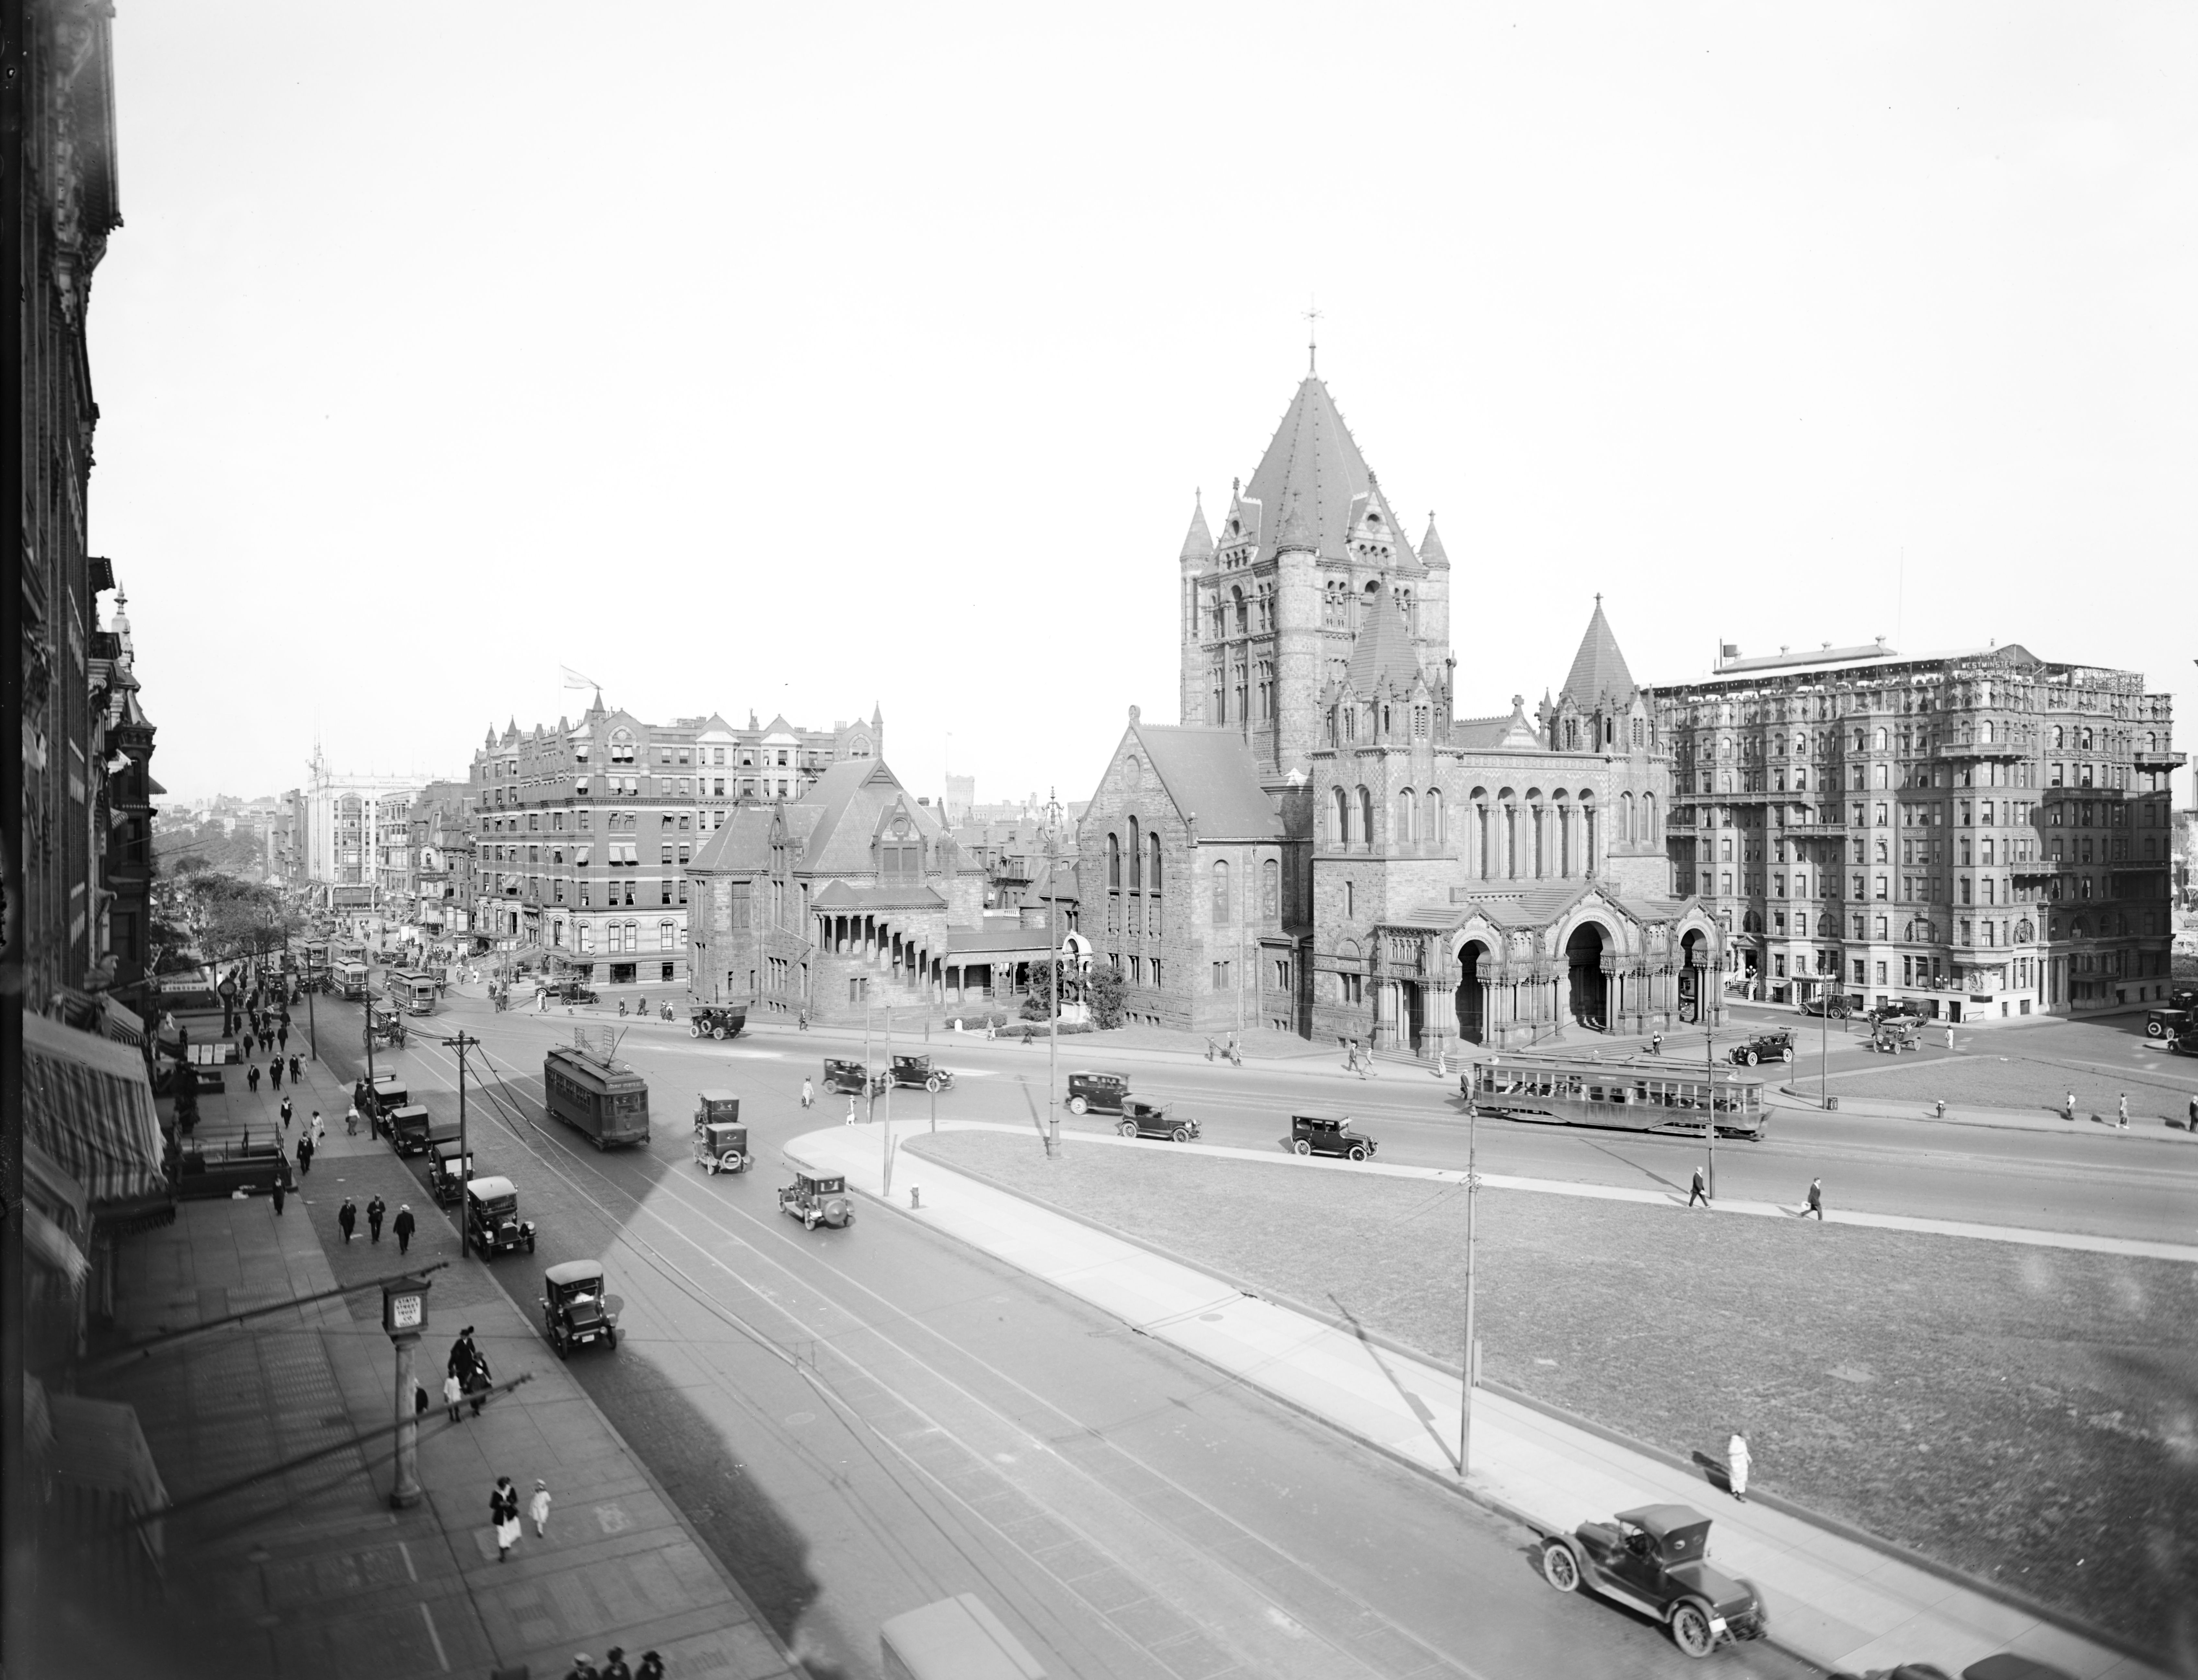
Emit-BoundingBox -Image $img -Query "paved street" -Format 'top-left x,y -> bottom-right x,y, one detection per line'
315,988 -> 1831,1679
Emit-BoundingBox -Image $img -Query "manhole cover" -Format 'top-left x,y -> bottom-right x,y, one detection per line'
784,1410 -> 815,1428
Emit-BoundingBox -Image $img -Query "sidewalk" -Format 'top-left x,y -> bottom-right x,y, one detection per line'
90,1044 -> 801,1680
787,1121 -> 2173,1680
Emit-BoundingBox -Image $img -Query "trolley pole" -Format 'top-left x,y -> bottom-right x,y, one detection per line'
881,1007 -> 894,1198
1701,958 -> 1716,1201
1458,1096 -> 1479,1478
1046,833 -> 1060,1159
306,980 -> 317,1063
443,1031 -> 477,1189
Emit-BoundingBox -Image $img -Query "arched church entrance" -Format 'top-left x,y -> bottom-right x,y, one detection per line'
1677,929 -> 1707,1024
1455,939 -> 1490,1045
1565,923 -> 1609,1030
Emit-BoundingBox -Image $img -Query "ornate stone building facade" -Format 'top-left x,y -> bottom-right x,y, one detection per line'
1079,371 -> 1724,1056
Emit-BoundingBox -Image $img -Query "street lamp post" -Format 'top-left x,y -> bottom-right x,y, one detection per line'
1458,1094 -> 1479,1477
1046,831 -> 1061,1160
1699,955 -> 1717,1200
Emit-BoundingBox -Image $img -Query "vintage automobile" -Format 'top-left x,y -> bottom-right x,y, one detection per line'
823,1058 -> 888,1097
687,1004 -> 748,1040
427,1139 -> 474,1205
1832,1656 -> 2078,1680
779,1170 -> 855,1230
463,1176 -> 537,1258
1540,1503 -> 1768,1659
364,1077 -> 410,1133
1289,1114 -> 1378,1161
385,1103 -> 455,1159
1798,993 -> 1853,1019
538,1260 -> 621,1358
890,1054 -> 955,1093
2171,1025 -> 2198,1059
1115,1099 -> 1198,1143
542,978 -> 599,1005
2143,1006 -> 2192,1040
1867,998 -> 1930,1026
695,1120 -> 750,1176
1064,1070 -> 1131,1116
1869,1019 -> 1922,1054
693,1088 -> 741,1133
1729,1030 -> 1795,1067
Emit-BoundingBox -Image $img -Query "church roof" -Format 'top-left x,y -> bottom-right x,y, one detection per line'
1451,702 -> 1543,750
688,757 -> 942,877
1560,598 -> 1636,707
1241,377 -> 1416,567
1419,515 -> 1450,568
1179,496 -> 1214,561
1127,722 -> 1282,842
1345,593 -> 1422,693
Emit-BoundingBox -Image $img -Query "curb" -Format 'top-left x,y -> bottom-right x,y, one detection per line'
891,1134 -> 2171,1676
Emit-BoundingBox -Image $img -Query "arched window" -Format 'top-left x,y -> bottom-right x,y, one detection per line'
1980,720 -> 1994,744
1232,586 -> 1248,635
1212,860 -> 1232,924
1147,832 -> 1162,892
1107,833 -> 1121,888
1127,817 -> 1141,889
1261,858 -> 1279,918
1331,785 -> 1350,845
2052,725 -> 2065,749
658,920 -> 675,951
1427,788 -> 1444,846
2081,727 -> 2094,752
1358,786 -> 1375,849
1398,788 -> 1417,843
1642,792 -> 1657,842
1621,792 -> 1636,844
1874,727 -> 1887,750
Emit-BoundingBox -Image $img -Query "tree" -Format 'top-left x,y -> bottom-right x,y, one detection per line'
187,873 -> 300,966
1017,958 -> 1125,1029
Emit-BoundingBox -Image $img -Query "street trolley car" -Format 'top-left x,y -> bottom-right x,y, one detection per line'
335,959 -> 372,1001
388,969 -> 439,1015
543,1042 -> 651,1149
1465,1057 -> 1770,1140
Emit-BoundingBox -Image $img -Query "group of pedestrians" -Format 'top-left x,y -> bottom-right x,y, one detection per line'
1342,1039 -> 1376,1078
562,1648 -> 665,1680
334,1194 -> 414,1252
1682,1166 -> 1825,1219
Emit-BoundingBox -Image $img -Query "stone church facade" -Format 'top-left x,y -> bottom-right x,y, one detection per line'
1078,370 -> 1726,1057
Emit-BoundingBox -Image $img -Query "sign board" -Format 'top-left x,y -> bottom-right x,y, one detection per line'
381,1277 -> 432,1338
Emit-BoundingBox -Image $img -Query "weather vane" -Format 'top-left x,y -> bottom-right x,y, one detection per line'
1305,297 -> 1322,374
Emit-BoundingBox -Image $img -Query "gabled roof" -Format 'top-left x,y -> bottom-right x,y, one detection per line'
1451,701 -> 1543,750
1345,593 -> 1423,693
1560,597 -> 1637,707
1240,377 -> 1417,568
1123,723 -> 1281,841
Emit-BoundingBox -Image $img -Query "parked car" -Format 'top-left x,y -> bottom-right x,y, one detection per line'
1115,1099 -> 1198,1143
890,1053 -> 954,1092
695,1120 -> 750,1176
538,1260 -> 620,1358
779,1170 -> 854,1230
2143,1006 -> 2192,1040
1540,1503 -> 1768,1658
823,1058 -> 887,1097
1289,1114 -> 1378,1161
427,1139 -> 474,1205
1867,998 -> 1929,1026
542,979 -> 599,1005
693,1088 -> 741,1134
463,1176 -> 537,1258
1869,1019 -> 1922,1055
364,1077 -> 409,1132
1064,1070 -> 1131,1116
1798,994 -> 1853,1019
1729,1030 -> 1795,1067
386,1104 -> 455,1158
687,1004 -> 747,1040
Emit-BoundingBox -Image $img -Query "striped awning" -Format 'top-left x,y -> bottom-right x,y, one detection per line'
22,1012 -> 167,1206
102,995 -> 144,1046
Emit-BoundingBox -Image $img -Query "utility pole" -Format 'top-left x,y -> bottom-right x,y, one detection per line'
1701,954 -> 1717,1200
1046,829 -> 1061,1159
881,1006 -> 894,1197
444,1031 -> 477,1188
1458,1094 -> 1480,1478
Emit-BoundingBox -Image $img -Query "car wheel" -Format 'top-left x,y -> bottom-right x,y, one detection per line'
1293,1139 -> 1312,1156
927,1076 -> 942,1093
1542,1540 -> 1580,1592
1069,1097 -> 1087,1115
2146,1021 -> 2163,1038
1347,1144 -> 1367,1162
526,1235 -> 536,1254
606,1328 -> 619,1350
1171,1127 -> 1190,1144
552,1329 -> 569,1360
688,1024 -> 700,1038
1780,1047 -> 1794,1063
713,1026 -> 727,1040
1743,1049 -> 1760,1066
1669,1601 -> 1716,1658
1118,1120 -> 1137,1138
804,1213 -> 817,1230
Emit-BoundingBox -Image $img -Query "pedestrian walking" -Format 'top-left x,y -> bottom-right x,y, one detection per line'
492,1476 -> 521,1560
1944,1027 -> 1955,1050
1802,1177 -> 1824,1220
1726,1430 -> 1751,1502
469,1355 -> 493,1418
280,1095 -> 294,1133
289,1053 -> 303,1082
443,1370 -> 464,1422
846,1095 -> 857,1125
2187,1094 -> 2197,1132
538,989 -> 548,1013
601,1651 -> 632,1680
1651,1031 -> 1664,1056
296,1135 -> 314,1177
247,1063 -> 262,1093
529,1478 -> 552,1536
367,1195 -> 386,1242
270,1057 -> 284,1091
311,1109 -> 325,1147
1687,1165 -> 1709,1208
278,1022 -> 290,1053
338,1198 -> 357,1242
414,1377 -> 430,1419
345,1102 -> 360,1137
2117,1092 -> 2129,1130
450,1327 -> 479,1382
242,1028 -> 256,1059
271,1169 -> 287,1217
635,1652 -> 664,1680
800,1077 -> 813,1109
564,1656 -> 599,1680
394,1204 -> 416,1255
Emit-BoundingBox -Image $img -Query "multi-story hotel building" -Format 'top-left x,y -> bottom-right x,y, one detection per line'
1650,641 -> 2183,1022
469,695 -> 881,985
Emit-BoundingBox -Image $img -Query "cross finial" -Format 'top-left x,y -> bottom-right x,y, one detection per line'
1305,296 -> 1322,374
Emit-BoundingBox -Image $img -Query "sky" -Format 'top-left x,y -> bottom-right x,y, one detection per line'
94,3 -> 2198,809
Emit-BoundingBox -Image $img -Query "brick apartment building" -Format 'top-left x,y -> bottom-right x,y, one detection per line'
1649,642 -> 2183,1021
470,694 -> 881,985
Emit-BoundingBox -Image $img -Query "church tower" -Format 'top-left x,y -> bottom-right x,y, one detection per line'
1177,372 -> 1452,779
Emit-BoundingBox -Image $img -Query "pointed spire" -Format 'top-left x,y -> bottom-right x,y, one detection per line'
1180,491 -> 1214,562
1243,373 -> 1378,564
1346,590 -> 1421,693
1419,513 -> 1450,568
1559,597 -> 1637,707
1275,493 -> 1317,554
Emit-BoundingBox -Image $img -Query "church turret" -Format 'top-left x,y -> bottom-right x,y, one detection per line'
1418,513 -> 1452,660
1177,491 -> 1214,726
1555,595 -> 1639,753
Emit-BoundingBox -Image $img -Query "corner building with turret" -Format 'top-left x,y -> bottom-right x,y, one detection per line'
1078,372 -> 1725,1058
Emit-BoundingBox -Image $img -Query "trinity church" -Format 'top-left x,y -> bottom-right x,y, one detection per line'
1074,371 -> 1726,1057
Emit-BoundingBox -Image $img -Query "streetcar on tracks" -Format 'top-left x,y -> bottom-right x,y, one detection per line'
1464,1057 -> 1769,1140
388,969 -> 439,1015
543,1041 -> 651,1148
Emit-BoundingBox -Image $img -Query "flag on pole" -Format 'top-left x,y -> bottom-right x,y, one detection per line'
560,666 -> 598,691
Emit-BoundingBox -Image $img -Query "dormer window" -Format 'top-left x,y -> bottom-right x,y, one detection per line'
610,730 -> 636,765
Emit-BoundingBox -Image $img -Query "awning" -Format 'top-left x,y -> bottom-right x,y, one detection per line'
22,1012 -> 168,1206
43,1391 -> 168,1560
102,995 -> 144,1046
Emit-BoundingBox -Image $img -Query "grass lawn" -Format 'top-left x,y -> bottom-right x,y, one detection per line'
1821,1049 -> 2198,1120
907,1130 -> 2198,1655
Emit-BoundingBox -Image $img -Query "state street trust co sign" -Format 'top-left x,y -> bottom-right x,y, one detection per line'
382,1278 -> 432,1337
